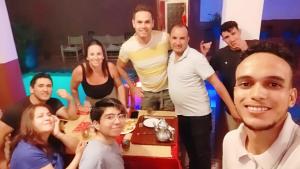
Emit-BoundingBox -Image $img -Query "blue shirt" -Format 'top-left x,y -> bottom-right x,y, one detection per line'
10,140 -> 64,169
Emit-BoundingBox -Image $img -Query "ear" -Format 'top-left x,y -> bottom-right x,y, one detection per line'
30,86 -> 33,94
289,88 -> 297,108
92,120 -> 100,130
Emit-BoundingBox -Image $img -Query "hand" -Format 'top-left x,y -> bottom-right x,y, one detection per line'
75,141 -> 87,155
130,86 -> 144,98
57,89 -> 71,100
200,41 -> 212,56
52,116 -> 63,137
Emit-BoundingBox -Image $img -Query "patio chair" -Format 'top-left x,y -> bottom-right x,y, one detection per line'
60,35 -> 84,63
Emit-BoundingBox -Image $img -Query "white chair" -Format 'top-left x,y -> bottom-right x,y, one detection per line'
60,35 -> 84,63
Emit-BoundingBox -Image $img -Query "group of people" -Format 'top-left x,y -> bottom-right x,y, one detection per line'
0,3 -> 299,169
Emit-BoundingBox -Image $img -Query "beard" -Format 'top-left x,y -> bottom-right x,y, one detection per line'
243,120 -> 276,131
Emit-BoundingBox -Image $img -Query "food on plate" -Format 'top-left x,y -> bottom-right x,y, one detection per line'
121,119 -> 137,134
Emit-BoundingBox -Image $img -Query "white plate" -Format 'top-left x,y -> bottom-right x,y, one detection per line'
143,118 -> 159,128
121,119 -> 137,134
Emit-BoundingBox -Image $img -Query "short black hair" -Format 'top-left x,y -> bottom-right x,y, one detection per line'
221,21 -> 238,34
30,72 -> 53,87
242,41 -> 298,85
90,98 -> 127,122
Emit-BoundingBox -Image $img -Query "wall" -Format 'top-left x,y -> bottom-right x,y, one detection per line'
5,0 -> 157,60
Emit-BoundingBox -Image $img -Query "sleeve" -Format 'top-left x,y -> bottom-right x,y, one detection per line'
79,143 -> 103,169
118,43 -> 130,63
1,97 -> 30,129
2,107 -> 21,130
46,98 -> 64,114
12,142 -> 51,169
209,51 -> 219,71
194,52 -> 215,80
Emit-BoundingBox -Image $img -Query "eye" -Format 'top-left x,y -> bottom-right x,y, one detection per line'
105,115 -> 115,120
118,114 -> 127,120
237,81 -> 252,89
267,82 -> 282,89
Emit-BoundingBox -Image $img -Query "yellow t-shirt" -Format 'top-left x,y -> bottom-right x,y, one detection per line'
119,30 -> 169,92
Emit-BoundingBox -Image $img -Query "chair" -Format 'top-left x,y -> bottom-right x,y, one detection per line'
60,35 -> 84,63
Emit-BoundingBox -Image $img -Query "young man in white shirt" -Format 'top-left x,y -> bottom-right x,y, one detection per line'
223,41 -> 299,169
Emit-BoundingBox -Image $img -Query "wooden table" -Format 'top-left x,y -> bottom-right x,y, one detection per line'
64,110 -> 182,169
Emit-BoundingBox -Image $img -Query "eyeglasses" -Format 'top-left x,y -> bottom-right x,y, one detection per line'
103,113 -> 127,121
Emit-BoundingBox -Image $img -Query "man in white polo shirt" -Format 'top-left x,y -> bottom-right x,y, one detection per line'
167,24 -> 239,169
223,41 -> 300,169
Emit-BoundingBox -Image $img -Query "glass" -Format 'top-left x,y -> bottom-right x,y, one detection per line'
103,113 -> 127,122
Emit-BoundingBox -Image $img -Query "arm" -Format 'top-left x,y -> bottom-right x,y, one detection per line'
207,73 -> 241,120
41,142 -> 86,169
52,116 -> 79,154
108,62 -> 127,107
116,58 -> 144,97
56,89 -> 78,120
71,66 -> 83,107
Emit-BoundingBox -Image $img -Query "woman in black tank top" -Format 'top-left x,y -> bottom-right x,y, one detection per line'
71,40 -> 126,108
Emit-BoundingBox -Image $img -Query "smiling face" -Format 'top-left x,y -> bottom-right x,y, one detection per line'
234,52 -> 297,131
132,11 -> 154,42
32,106 -> 54,134
170,26 -> 189,57
30,78 -> 52,102
95,107 -> 126,138
87,44 -> 104,67
221,27 -> 242,50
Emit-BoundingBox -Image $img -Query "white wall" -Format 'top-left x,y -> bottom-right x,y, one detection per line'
220,0 -> 264,48
200,0 -> 300,22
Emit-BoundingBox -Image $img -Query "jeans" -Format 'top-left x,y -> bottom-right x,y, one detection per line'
178,114 -> 212,169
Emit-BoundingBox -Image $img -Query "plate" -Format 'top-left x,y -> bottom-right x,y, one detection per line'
121,119 -> 137,134
143,118 -> 160,128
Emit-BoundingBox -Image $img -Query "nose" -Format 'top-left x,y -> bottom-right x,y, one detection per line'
250,84 -> 267,100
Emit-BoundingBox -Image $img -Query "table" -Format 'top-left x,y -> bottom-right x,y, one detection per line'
64,110 -> 182,169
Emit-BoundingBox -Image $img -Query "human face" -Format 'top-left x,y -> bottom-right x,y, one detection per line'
30,78 -> 52,102
221,27 -> 242,50
170,26 -> 189,57
234,52 -> 297,131
132,11 -> 154,42
87,44 -> 104,67
32,106 -> 54,134
96,107 -> 126,138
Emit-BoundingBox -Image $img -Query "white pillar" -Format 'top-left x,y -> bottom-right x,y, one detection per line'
0,0 -> 18,63
0,0 -> 25,108
220,0 -> 264,48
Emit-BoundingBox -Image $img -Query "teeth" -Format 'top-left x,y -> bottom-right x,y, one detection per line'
247,106 -> 269,112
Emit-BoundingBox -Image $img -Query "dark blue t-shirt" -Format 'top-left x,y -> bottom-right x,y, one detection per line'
10,140 -> 64,169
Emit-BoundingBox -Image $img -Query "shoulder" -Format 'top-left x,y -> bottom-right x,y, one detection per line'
72,64 -> 84,76
152,30 -> 169,42
46,98 -> 64,114
12,140 -> 48,161
188,47 -> 207,61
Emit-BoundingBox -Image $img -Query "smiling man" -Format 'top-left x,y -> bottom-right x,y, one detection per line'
167,24 -> 239,169
222,41 -> 300,169
117,4 -> 174,111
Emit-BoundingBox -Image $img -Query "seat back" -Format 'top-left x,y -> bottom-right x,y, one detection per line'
67,35 -> 84,55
